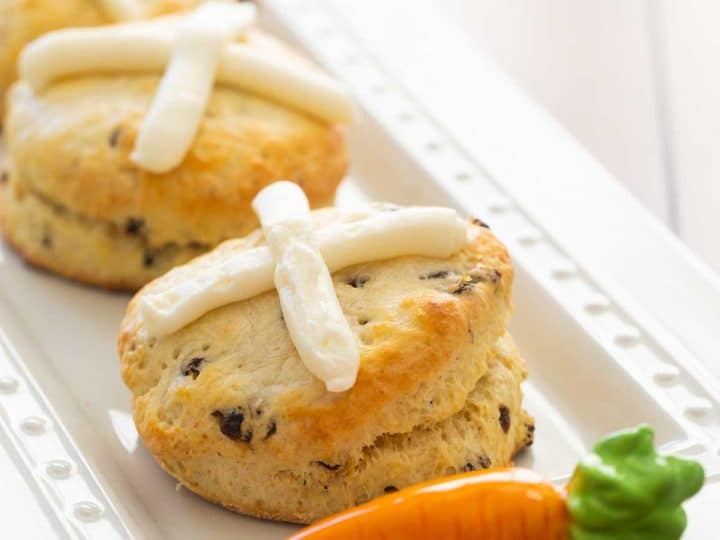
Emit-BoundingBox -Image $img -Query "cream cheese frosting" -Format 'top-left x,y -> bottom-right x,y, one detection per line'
252,182 -> 359,392
131,2 -> 255,172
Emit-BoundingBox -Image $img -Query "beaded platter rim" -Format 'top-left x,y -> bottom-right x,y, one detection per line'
0,329 -> 131,539
0,1 -> 718,539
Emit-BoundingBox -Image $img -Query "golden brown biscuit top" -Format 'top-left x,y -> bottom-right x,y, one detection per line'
119,209 -> 514,463
4,29 -> 347,248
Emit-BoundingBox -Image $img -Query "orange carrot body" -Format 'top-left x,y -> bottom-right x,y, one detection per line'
289,468 -> 570,540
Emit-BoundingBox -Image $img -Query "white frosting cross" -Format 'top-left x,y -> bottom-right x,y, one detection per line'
139,182 -> 469,392
19,2 -> 354,173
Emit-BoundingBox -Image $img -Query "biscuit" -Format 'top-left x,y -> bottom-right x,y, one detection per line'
119,210 -> 532,523
0,0 -> 201,117
1,31 -> 347,290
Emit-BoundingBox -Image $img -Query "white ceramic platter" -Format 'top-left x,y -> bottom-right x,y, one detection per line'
1,1 -> 719,538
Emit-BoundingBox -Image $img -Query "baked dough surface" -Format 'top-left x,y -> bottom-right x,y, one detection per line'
119,210 -> 532,522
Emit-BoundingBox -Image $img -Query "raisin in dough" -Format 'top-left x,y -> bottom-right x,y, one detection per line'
119,207 -> 534,523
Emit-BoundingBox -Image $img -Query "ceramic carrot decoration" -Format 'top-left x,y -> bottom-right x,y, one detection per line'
289,425 -> 704,540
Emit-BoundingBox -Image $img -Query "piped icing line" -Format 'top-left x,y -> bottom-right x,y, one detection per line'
131,2 -> 256,172
21,31 -> 353,123
20,20 -> 182,90
18,6 -> 354,122
139,205 -> 468,337
252,182 -> 359,392
99,0 -> 145,21
216,43 -> 354,126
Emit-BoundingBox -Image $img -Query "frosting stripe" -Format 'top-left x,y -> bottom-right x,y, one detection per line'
217,44 -> 354,125
252,182 -> 359,392
20,23 -> 178,90
139,206 -> 468,337
19,15 -> 353,124
131,3 -> 256,172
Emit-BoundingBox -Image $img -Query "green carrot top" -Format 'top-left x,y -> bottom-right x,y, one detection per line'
566,425 -> 705,540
